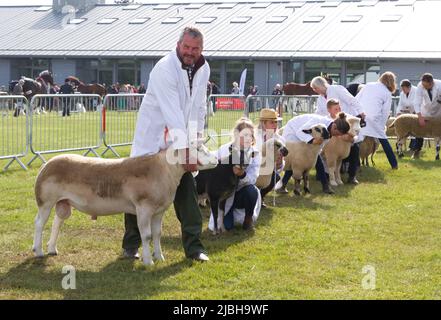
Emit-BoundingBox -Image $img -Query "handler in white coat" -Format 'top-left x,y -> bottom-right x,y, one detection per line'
276,113 -> 350,194
356,72 -> 398,169
311,76 -> 365,118
414,73 -> 441,120
208,118 -> 261,231
311,76 -> 365,184
397,79 -> 423,155
122,27 -> 210,262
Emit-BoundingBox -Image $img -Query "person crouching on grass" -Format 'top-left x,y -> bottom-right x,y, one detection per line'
208,118 -> 262,231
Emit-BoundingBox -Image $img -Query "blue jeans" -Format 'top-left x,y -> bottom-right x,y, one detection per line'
379,138 -> 398,168
224,185 -> 259,230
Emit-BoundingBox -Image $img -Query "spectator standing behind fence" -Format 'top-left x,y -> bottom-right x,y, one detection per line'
209,80 -> 220,113
231,81 -> 240,94
13,79 -> 25,117
122,26 -> 210,262
356,72 -> 398,169
138,83 -> 146,94
59,79 -> 74,117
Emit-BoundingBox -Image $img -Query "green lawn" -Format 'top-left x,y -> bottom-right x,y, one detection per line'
1,111 -> 441,299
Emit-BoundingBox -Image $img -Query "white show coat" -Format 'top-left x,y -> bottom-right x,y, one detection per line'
356,82 -> 391,139
414,79 -> 441,117
397,85 -> 417,114
282,113 -> 333,143
315,84 -> 363,116
208,143 -> 262,231
131,50 -> 210,157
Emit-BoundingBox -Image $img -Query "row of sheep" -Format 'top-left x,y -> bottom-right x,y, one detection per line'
269,114 -> 441,194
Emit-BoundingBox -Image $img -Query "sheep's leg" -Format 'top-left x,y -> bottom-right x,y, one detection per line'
327,160 -> 338,187
151,212 -> 165,262
303,171 -> 310,194
436,140 -> 440,160
294,178 -> 301,196
397,137 -> 406,157
47,200 -> 72,255
210,199 -> 220,235
32,204 -> 53,257
336,160 -> 344,185
136,204 -> 155,266
218,199 -> 226,233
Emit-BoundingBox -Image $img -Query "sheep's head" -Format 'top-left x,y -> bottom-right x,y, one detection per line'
302,124 -> 330,140
347,116 -> 361,137
265,135 -> 289,157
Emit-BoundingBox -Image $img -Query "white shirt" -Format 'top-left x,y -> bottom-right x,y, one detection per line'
315,84 -> 363,116
131,50 -> 210,157
414,79 -> 441,117
397,85 -> 417,114
356,82 -> 391,139
282,114 -> 333,143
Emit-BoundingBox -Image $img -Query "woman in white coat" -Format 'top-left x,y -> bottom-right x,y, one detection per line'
208,118 -> 261,231
356,72 -> 398,169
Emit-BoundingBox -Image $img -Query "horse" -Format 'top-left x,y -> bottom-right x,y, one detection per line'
66,76 -> 107,97
282,81 -> 316,96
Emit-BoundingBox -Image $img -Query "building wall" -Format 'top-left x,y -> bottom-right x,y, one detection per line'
140,60 -> 155,87
52,59 -> 76,85
381,61 -> 441,85
0,59 -> 11,89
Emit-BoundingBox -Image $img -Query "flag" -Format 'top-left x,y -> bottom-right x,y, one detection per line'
239,68 -> 247,95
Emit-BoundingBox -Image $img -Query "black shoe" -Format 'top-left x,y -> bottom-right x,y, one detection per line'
322,185 -> 335,194
122,248 -> 140,259
411,150 -> 420,160
347,177 -> 359,185
190,252 -> 209,262
242,215 -> 254,230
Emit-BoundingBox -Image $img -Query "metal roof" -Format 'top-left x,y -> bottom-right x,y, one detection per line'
0,0 -> 440,60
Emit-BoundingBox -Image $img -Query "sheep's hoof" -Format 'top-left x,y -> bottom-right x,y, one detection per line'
142,259 -> 154,266
398,153 -> 404,158
153,253 -> 165,262
47,250 -> 58,256
337,180 -> 344,185
330,181 -> 338,187
304,188 -> 311,194
294,190 -> 301,196
436,155 -> 440,160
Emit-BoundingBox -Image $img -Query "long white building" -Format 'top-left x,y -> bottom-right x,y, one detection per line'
0,0 -> 440,93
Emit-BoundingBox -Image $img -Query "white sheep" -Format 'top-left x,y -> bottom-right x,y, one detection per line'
255,135 -> 288,189
32,145 -> 217,266
359,136 -> 379,167
281,124 -> 329,195
389,114 -> 441,160
322,116 -> 361,186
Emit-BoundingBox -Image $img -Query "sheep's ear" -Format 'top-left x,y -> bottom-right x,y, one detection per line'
228,144 -> 233,153
302,129 -> 312,134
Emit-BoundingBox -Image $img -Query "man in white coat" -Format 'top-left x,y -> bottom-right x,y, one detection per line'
397,79 -> 422,155
414,73 -> 441,158
122,27 -> 210,262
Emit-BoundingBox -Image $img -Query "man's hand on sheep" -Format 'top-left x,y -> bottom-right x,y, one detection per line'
179,148 -> 201,172
311,137 -> 324,145
233,166 -> 246,178
418,114 -> 426,127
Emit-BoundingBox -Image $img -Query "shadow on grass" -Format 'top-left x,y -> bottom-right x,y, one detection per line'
0,254 -> 197,299
397,156 -> 441,170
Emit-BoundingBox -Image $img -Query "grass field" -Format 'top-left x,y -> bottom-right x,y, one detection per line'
1,110 -> 441,300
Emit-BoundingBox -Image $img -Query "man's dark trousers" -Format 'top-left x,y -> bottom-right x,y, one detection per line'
122,172 -> 205,258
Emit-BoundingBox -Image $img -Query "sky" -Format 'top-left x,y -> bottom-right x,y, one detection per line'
0,0 -> 280,6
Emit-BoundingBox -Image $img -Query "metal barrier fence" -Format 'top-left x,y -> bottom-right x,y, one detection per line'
0,95 -> 29,170
27,94 -> 102,166
391,96 -> 400,117
245,95 -> 319,125
101,93 -> 144,157
205,94 -> 247,147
